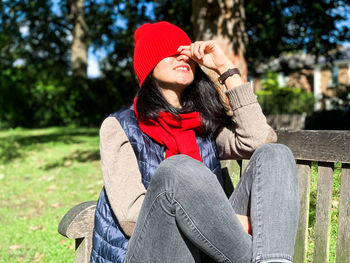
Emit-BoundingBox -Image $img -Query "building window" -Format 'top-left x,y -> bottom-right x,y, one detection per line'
331,66 -> 338,87
278,72 -> 288,87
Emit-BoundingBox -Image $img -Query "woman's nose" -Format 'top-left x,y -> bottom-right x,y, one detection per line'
176,54 -> 190,61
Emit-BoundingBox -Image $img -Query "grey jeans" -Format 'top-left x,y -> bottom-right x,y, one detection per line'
124,144 -> 299,263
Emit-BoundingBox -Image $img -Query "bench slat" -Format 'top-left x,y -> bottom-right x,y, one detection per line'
294,161 -> 311,263
220,160 -> 241,191
276,130 -> 350,164
313,162 -> 334,263
336,164 -> 350,263
241,159 -> 249,177
232,160 -> 241,187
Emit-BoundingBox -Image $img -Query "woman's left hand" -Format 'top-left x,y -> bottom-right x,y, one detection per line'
177,41 -> 234,75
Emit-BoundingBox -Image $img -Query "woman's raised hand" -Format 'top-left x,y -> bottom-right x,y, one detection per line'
177,40 -> 234,75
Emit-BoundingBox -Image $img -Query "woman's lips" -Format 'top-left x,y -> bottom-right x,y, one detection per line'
174,65 -> 190,71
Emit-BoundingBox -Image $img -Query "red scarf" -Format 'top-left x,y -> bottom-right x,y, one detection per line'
133,97 -> 203,162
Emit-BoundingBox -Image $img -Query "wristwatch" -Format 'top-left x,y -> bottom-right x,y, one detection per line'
218,68 -> 241,84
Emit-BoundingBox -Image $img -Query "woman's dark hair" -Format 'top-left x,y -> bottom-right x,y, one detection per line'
136,66 -> 231,136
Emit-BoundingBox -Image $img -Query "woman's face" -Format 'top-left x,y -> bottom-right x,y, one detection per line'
152,54 -> 197,89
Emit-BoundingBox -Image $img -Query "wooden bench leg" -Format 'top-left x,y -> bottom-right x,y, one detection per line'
75,235 -> 93,263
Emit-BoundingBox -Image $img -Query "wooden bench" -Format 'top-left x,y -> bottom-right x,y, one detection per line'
58,130 -> 350,263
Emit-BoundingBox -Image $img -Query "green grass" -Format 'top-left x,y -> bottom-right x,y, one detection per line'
0,127 -> 344,262
0,127 -> 102,262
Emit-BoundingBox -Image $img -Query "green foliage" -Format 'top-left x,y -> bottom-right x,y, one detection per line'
30,82 -> 76,126
0,68 -> 29,128
0,62 -> 134,128
0,65 -> 77,128
1,0 -> 349,128
0,0 -> 73,128
153,0 -> 192,37
256,71 -> 315,115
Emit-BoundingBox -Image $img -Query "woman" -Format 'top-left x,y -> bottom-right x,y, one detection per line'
91,21 -> 299,263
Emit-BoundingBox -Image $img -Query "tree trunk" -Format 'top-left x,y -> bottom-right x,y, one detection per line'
192,0 -> 248,83
69,0 -> 88,86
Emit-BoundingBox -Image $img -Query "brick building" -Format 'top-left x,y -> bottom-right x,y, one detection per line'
314,47 -> 350,110
253,46 -> 350,111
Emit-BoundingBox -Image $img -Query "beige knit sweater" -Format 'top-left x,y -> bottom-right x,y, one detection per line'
99,83 -> 277,237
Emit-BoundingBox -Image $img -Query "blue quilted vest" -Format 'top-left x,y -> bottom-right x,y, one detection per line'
91,105 -> 223,263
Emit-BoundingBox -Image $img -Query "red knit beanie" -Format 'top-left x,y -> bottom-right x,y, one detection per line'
133,21 -> 192,87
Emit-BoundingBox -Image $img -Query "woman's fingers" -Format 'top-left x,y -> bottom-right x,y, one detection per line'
177,48 -> 192,58
177,45 -> 194,60
177,45 -> 190,52
179,41 -> 216,57
199,42 -> 206,58
178,42 -> 206,59
178,45 -> 200,62
178,41 -> 224,70
190,43 -> 196,59
193,42 -> 202,59
178,40 -> 231,74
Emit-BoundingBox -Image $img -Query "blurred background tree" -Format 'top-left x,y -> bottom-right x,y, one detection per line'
245,0 -> 350,75
0,0 -> 349,128
191,0 -> 248,82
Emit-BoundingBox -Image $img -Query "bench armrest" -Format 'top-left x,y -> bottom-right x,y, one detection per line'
58,201 -> 97,239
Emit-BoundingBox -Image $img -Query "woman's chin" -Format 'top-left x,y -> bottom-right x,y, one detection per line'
175,77 -> 194,87
156,76 -> 194,89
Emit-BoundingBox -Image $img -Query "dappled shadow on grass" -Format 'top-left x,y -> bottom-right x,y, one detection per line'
42,149 -> 100,170
0,128 -> 98,164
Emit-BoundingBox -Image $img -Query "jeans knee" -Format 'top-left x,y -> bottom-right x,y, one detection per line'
254,143 -> 295,164
155,154 -> 197,179
252,144 -> 298,186
152,155 -> 184,184
153,154 -> 217,190
164,154 -> 196,167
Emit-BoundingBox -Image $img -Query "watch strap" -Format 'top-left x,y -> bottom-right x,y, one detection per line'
218,68 -> 241,84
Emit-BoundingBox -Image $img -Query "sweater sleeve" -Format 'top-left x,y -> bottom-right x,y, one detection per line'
99,116 -> 146,237
215,83 -> 277,160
